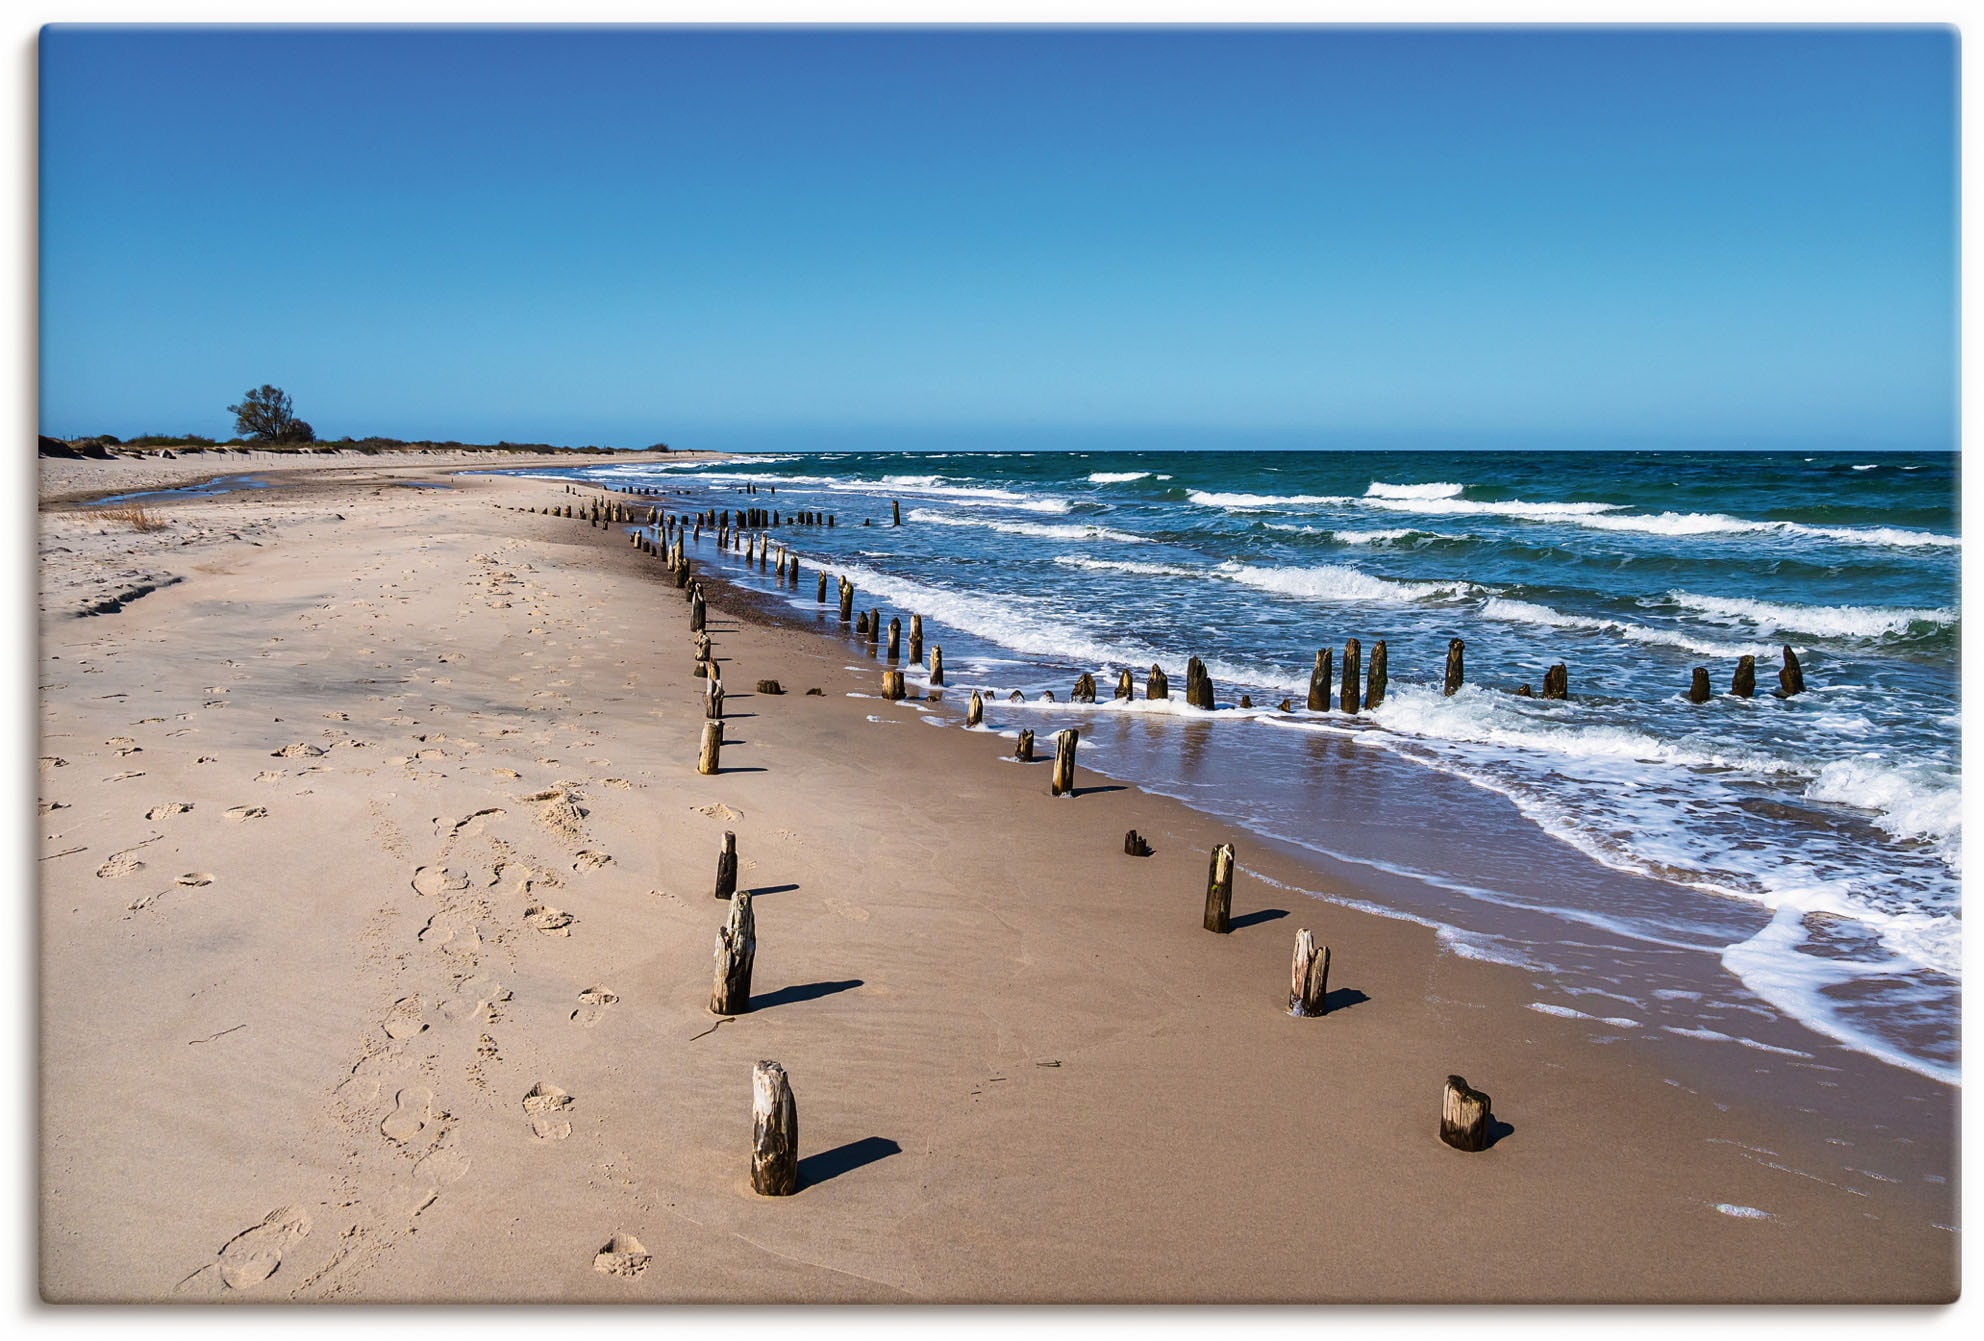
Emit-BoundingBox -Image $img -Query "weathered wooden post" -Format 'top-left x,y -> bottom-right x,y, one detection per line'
1124,829 -> 1152,856
751,1061 -> 798,1196
892,499 -> 901,526
1689,667 -> 1712,704
816,572 -> 828,603
930,646 -> 945,686
1444,639 -> 1465,696
1115,669 -> 1134,700
908,615 -> 924,666
1204,842 -> 1234,934
1050,729 -> 1078,796
1290,929 -> 1330,1016
711,890 -> 754,1014
1440,1075 -> 1494,1152
698,721 -> 723,775
1778,645 -> 1805,697
757,679 -> 783,695
967,690 -> 984,726
886,616 -> 901,661
1072,672 -> 1096,704
1016,728 -> 1035,761
1307,649 -> 1332,711
1542,663 -> 1568,700
866,609 -> 880,646
714,831 -> 739,900
1185,656 -> 1214,709
839,577 -> 854,624
1148,664 -> 1169,700
855,611 -> 869,638
690,592 -> 706,632
1341,638 -> 1362,714
1732,655 -> 1756,698
707,681 -> 725,720
881,669 -> 905,700
1367,640 -> 1388,709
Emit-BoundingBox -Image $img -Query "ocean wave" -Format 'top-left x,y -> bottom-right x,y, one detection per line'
1331,527 -> 1440,545
946,496 -> 1073,514
1366,481 -> 1464,500
1667,591 -> 1957,640
1055,555 -> 1201,578
1347,492 -> 1958,548
1804,757 -> 1961,868
1187,490 -> 1349,510
1215,561 -> 1483,604
1478,596 -> 1772,658
907,508 -> 1148,544
1088,471 -> 1151,483
835,477 -> 1030,503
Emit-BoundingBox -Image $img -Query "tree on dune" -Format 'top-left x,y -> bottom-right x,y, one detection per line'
227,384 -> 314,443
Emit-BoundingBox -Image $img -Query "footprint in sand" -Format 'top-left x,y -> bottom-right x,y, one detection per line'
380,1086 -> 436,1144
95,852 -> 146,880
571,987 -> 619,1028
175,1205 -> 315,1294
224,805 -> 268,822
413,1140 -> 472,1190
593,1233 -> 650,1277
696,802 -> 742,823
448,807 -> 506,839
412,866 -> 472,897
271,743 -> 325,758
572,850 -> 612,871
522,1083 -> 574,1141
418,911 -> 483,956
524,904 -> 576,936
146,802 -> 193,820
382,997 -> 428,1041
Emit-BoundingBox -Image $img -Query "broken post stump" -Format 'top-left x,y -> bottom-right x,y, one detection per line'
855,611 -> 869,637
707,682 -> 724,720
1444,638 -> 1465,696
1308,649 -> 1332,711
1689,667 -> 1712,703
751,1061 -> 798,1196
1124,829 -> 1152,857
756,679 -> 783,695
698,721 -> 723,775
1115,668 -> 1133,700
1204,842 -> 1235,934
967,690 -> 983,727
1185,656 -> 1214,709
1542,663 -> 1568,700
1072,671 -> 1096,704
711,889 -> 755,1014
1290,928 -> 1330,1016
1016,728 -> 1034,761
1367,640 -> 1388,709
1341,638 -> 1362,714
1778,645 -> 1805,697
1050,729 -> 1078,796
1148,664 -> 1169,700
1440,1075 -> 1494,1152
714,831 -> 738,900
1732,654 -> 1756,698
882,669 -> 905,701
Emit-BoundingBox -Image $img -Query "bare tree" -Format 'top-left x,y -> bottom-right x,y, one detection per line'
227,385 -> 314,442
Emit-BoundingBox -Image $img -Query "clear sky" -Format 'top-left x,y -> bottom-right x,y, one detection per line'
37,25 -> 1957,451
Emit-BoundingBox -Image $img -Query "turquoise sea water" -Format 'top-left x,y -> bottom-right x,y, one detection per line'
537,448 -> 1960,1083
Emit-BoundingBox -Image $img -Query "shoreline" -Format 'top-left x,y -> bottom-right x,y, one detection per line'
36,459 -> 1957,1302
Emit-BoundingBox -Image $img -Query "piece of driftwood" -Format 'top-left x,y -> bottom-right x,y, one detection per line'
714,831 -> 738,901
1124,829 -> 1152,857
1440,1075 -> 1494,1152
882,669 -> 905,701
1778,645 -> 1805,697
1367,640 -> 1388,709
1148,664 -> 1169,700
1290,928 -> 1330,1016
1341,638 -> 1362,714
1050,729 -> 1078,796
1444,638 -> 1465,696
1204,842 -> 1234,934
1307,649 -> 1332,712
698,721 -> 723,775
751,1061 -> 798,1195
1732,654 -> 1756,698
967,690 -> 984,726
1016,728 -> 1035,761
711,889 -> 755,1014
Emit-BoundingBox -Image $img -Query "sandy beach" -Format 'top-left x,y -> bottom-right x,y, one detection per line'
35,455 -> 1957,1304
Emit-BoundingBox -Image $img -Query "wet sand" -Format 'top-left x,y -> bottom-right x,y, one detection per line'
35,458 -> 1957,1302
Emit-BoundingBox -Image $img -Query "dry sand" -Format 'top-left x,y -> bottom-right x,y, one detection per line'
35,458 -> 1957,1303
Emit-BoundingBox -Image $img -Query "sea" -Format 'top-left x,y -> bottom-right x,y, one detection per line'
529,448 -> 1960,1085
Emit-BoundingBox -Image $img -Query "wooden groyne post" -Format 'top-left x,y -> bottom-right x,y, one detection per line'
1541,663 -> 1568,700
1290,929 -> 1330,1016
967,690 -> 984,726
751,1061 -> 799,1195
1732,654 -> 1756,698
1204,842 -> 1234,934
908,615 -> 924,666
711,889 -> 755,1014
698,721 -> 723,775
1185,656 -> 1213,709
1050,728 -> 1078,796
1341,638 -> 1362,714
838,577 -> 854,623
882,669 -> 906,700
1689,667 -> 1712,703
886,616 -> 901,661
816,572 -> 828,603
1444,638 -> 1465,696
1115,669 -> 1133,700
1440,1075 -> 1494,1152
1367,640 -> 1388,709
930,646 -> 945,686
1148,664 -> 1169,700
1016,728 -> 1034,761
1778,645 -> 1805,697
714,830 -> 738,900
1307,649 -> 1331,711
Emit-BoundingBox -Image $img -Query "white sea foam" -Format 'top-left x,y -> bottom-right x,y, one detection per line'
1054,555 -> 1200,578
1187,490 -> 1349,510
1344,491 -> 1958,548
1667,591 -> 1956,640
1088,471 -> 1151,483
1330,528 -> 1430,545
1215,561 -> 1483,604
906,508 -> 1148,544
947,496 -> 1074,514
1365,481 -> 1464,500
1804,757 -> 1961,868
1478,596 -> 1771,658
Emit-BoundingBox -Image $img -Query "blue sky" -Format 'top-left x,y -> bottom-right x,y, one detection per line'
38,26 -> 1957,451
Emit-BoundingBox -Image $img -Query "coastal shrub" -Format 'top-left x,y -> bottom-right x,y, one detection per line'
100,502 -> 166,532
